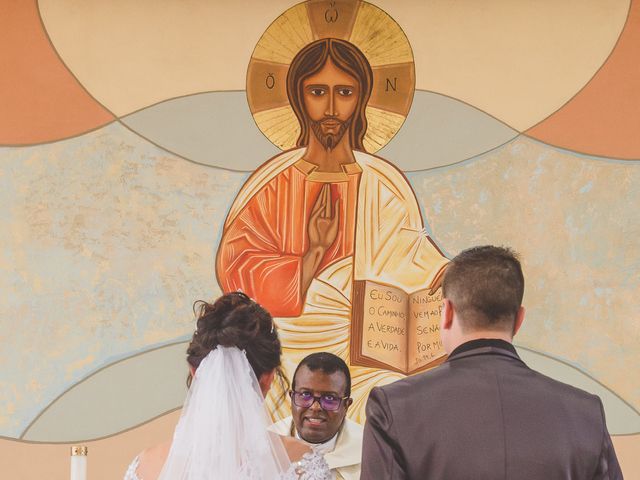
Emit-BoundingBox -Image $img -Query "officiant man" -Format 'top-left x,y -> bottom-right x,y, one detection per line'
361,245 -> 622,479
271,352 -> 363,480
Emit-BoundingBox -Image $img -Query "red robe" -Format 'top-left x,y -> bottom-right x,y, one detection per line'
217,160 -> 360,317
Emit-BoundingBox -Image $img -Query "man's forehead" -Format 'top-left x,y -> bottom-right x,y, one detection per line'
295,365 -> 347,391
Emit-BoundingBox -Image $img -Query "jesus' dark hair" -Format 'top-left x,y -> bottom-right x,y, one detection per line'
286,38 -> 373,151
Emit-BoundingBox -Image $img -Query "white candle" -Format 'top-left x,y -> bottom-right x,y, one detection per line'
70,446 -> 87,480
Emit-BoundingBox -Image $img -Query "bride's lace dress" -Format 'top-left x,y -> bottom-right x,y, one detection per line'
284,449 -> 332,480
123,449 -> 331,479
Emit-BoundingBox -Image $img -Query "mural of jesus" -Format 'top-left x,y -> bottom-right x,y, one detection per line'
217,38 -> 449,420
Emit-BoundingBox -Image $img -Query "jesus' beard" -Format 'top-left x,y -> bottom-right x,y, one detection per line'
310,117 -> 352,151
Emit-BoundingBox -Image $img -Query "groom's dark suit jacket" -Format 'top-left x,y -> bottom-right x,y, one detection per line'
361,339 -> 622,479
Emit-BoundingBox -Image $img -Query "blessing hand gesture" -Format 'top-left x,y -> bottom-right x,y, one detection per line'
308,184 -> 340,251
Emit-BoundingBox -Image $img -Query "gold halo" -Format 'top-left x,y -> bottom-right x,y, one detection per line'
246,0 -> 415,153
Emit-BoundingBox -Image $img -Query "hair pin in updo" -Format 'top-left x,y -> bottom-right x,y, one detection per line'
234,290 -> 274,333
232,289 -> 248,298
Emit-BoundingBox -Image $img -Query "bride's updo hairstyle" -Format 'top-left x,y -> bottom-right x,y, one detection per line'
186,292 -> 287,394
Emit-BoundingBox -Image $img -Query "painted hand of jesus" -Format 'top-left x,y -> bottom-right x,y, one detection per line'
301,184 -> 340,296
308,184 -> 340,250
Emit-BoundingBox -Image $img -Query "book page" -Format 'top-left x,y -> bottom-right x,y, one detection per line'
407,288 -> 445,372
358,281 -> 409,372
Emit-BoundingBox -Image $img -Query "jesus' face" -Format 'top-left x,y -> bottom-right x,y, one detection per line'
302,58 -> 360,150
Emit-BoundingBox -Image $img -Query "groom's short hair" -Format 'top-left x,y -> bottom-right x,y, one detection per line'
443,245 -> 524,331
293,352 -> 352,397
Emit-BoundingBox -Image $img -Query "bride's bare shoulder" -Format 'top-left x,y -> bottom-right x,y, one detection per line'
280,435 -> 312,463
135,440 -> 171,480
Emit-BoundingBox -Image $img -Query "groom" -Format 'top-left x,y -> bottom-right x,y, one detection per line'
361,246 -> 622,479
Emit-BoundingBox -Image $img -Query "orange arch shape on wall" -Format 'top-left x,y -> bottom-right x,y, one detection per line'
526,2 -> 640,160
0,1 -> 114,145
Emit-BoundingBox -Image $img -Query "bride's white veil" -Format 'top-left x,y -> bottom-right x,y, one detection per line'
158,345 -> 291,479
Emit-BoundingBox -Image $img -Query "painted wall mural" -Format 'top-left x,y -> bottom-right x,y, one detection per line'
0,1 -> 639,478
219,4 -> 449,420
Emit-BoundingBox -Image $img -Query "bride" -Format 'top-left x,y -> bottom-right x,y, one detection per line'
124,292 -> 330,479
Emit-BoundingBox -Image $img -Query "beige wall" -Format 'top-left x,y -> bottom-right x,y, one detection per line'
1,0 -> 638,476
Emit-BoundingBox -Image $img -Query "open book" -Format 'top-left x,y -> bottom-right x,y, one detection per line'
351,280 -> 447,375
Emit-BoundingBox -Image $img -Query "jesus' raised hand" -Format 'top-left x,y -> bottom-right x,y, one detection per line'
308,183 -> 340,250
301,184 -> 340,296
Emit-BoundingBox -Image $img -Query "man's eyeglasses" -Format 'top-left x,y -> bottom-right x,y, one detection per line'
290,390 -> 349,412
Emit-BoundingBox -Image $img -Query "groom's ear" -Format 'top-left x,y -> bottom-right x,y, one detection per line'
441,299 -> 454,331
